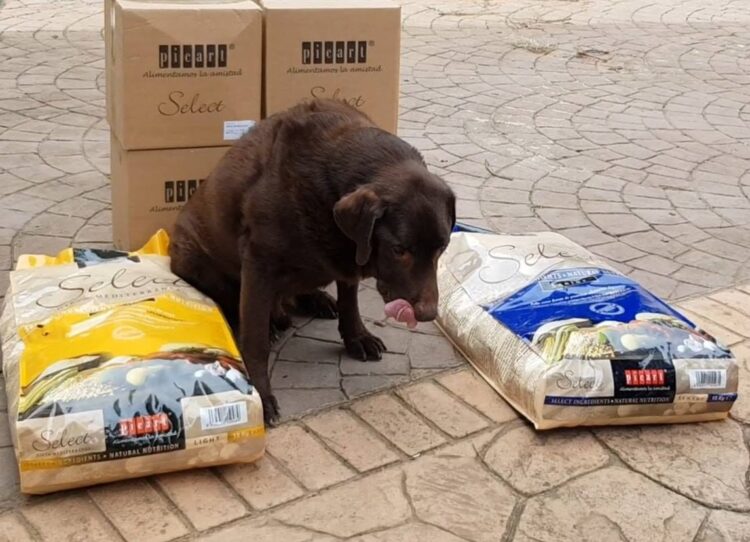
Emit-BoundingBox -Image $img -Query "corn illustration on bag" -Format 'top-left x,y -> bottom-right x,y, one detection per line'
1,230 -> 265,494
437,225 -> 739,430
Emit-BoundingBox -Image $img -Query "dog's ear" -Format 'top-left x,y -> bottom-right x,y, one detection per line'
333,187 -> 385,266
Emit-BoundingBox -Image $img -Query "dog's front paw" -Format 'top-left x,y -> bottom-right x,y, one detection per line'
344,332 -> 386,361
261,393 -> 281,427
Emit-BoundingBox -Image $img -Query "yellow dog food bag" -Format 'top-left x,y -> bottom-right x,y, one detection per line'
1,230 -> 265,494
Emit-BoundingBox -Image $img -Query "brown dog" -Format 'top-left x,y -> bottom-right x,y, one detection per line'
170,99 -> 455,425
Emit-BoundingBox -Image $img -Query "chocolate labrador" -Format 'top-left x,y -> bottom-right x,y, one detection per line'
170,99 -> 456,425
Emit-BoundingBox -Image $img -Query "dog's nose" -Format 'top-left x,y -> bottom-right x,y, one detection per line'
414,300 -> 438,322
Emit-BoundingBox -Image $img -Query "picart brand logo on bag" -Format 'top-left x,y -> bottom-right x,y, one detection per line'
158,44 -> 229,69
301,40 -> 368,65
119,413 -> 171,438
624,369 -> 666,387
164,179 -> 205,204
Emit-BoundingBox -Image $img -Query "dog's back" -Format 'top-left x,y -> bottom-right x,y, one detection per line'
171,99 -> 375,278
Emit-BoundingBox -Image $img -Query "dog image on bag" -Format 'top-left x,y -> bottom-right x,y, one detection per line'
169,98 -> 456,425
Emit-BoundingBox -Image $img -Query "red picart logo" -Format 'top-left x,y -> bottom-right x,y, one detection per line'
624,369 -> 665,387
119,413 -> 171,437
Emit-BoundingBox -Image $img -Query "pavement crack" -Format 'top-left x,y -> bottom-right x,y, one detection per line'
500,498 -> 527,542
400,470 -> 418,520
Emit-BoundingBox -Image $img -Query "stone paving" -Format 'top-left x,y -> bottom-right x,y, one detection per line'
0,0 -> 750,539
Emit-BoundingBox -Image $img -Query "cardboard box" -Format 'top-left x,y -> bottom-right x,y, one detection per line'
108,0 -> 262,150
263,0 -> 401,133
105,0 -> 113,125
111,134 -> 229,250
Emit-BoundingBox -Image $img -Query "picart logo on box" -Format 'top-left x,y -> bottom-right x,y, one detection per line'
164,179 -> 205,203
301,41 -> 370,65
158,44 -> 229,69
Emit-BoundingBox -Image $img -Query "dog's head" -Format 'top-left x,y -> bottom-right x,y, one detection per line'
334,161 -> 456,322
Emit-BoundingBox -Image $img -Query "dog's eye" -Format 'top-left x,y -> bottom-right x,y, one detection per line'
392,245 -> 406,257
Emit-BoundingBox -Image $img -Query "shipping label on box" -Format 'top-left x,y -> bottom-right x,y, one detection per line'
111,135 -> 229,250
107,0 -> 262,150
263,0 -> 401,133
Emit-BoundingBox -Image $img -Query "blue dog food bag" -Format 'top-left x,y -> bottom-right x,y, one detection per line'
437,227 -> 738,429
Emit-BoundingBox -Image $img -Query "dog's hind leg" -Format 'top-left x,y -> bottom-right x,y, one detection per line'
170,241 -> 241,331
270,298 -> 292,342
294,290 -> 339,319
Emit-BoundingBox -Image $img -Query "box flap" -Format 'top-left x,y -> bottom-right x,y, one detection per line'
118,0 -> 261,11
262,0 -> 398,10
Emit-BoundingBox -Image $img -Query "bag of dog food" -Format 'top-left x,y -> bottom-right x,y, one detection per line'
1,231 -> 265,494
437,225 -> 739,429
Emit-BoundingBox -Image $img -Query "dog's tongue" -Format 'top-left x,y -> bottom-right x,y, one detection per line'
384,299 -> 417,329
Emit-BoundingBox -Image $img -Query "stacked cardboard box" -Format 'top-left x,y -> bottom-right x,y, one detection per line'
262,0 -> 401,134
106,0 -> 401,250
106,0 -> 263,250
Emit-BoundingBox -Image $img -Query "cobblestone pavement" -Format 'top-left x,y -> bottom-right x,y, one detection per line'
0,0 -> 750,539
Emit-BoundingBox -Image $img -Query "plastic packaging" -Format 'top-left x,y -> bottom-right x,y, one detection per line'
437,225 -> 738,429
1,230 -> 265,494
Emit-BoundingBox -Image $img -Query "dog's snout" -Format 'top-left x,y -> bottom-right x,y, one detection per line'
414,300 -> 438,322
411,274 -> 439,322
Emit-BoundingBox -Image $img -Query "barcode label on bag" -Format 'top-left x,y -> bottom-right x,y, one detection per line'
688,369 -> 726,390
200,402 -> 247,430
